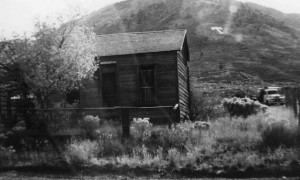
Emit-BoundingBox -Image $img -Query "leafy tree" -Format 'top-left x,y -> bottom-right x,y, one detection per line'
0,38 -> 32,128
0,12 -> 98,159
1,16 -> 98,109
0,39 -> 30,93
23,19 -> 98,108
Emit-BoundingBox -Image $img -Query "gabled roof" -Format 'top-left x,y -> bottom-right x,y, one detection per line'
95,29 -> 188,57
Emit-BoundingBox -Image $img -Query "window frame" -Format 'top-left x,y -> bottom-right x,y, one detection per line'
138,65 -> 156,106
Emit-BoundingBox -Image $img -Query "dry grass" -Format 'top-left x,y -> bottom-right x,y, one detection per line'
1,106 -> 299,176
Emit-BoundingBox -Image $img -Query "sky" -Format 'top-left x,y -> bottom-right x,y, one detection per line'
0,0 -> 300,39
0,0 -> 123,39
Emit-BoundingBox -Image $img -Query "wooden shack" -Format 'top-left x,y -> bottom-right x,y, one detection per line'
80,29 -> 190,121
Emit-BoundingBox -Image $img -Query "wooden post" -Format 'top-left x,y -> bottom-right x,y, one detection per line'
170,104 -> 180,126
122,108 -> 130,138
6,91 -> 12,128
293,88 -> 298,118
297,88 -> 300,132
298,98 -> 300,132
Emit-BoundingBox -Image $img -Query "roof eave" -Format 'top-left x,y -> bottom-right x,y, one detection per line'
97,50 -> 181,58
179,30 -> 190,62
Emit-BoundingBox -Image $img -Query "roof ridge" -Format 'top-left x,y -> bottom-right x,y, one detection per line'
95,29 -> 188,57
96,29 -> 187,37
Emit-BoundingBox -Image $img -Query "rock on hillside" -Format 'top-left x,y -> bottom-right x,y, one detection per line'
82,0 -> 300,84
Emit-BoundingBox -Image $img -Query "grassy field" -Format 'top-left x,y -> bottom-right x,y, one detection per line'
0,106 -> 300,179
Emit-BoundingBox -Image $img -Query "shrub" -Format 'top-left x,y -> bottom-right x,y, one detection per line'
130,118 -> 152,141
12,121 -> 26,132
209,116 -> 262,152
175,120 -> 195,132
0,145 -> 16,167
264,146 -> 299,165
215,151 -> 263,168
167,148 -> 181,167
98,134 -> 127,156
82,115 -> 101,139
116,145 -> 166,168
0,145 -> 15,155
93,120 -> 128,156
174,121 -> 203,145
190,91 -> 224,121
257,107 -> 300,148
98,120 -> 122,136
144,127 -> 186,152
194,121 -> 210,129
144,121 -> 202,152
223,97 -> 267,118
64,139 -> 99,165
262,121 -> 299,148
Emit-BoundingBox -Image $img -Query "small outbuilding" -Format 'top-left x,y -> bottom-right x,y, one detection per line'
80,29 -> 191,122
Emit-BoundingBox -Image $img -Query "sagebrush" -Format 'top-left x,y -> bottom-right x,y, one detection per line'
223,97 -> 267,118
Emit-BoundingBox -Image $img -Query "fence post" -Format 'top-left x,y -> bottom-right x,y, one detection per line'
23,108 -> 31,129
297,88 -> 300,132
122,108 -> 130,138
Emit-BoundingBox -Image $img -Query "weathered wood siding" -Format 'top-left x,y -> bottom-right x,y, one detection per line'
177,50 -> 190,119
98,51 -> 178,107
80,79 -> 101,107
80,50 -> 190,122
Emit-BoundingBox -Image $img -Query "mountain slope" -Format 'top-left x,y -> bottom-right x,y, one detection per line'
82,0 -> 300,84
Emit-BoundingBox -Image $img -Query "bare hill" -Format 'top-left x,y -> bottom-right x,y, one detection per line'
82,0 -> 300,84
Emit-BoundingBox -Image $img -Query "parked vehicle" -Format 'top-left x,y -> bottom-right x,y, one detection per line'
257,87 -> 285,105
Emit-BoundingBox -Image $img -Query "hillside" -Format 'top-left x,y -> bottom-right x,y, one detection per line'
82,0 -> 300,85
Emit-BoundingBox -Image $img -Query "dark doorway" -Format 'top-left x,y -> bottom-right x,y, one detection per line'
102,64 -> 117,107
139,66 -> 155,105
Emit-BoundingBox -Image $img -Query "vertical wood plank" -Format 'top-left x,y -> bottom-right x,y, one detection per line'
122,108 -> 130,138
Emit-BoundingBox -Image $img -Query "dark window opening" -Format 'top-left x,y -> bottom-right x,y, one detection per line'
139,66 -> 155,105
102,64 -> 117,107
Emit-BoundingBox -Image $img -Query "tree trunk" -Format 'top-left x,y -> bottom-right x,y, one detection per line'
6,91 -> 13,128
0,94 -> 8,128
297,89 -> 300,131
298,99 -> 300,132
22,92 -> 32,129
293,88 -> 298,118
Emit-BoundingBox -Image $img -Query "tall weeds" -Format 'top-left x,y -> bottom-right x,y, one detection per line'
59,107 -> 300,170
